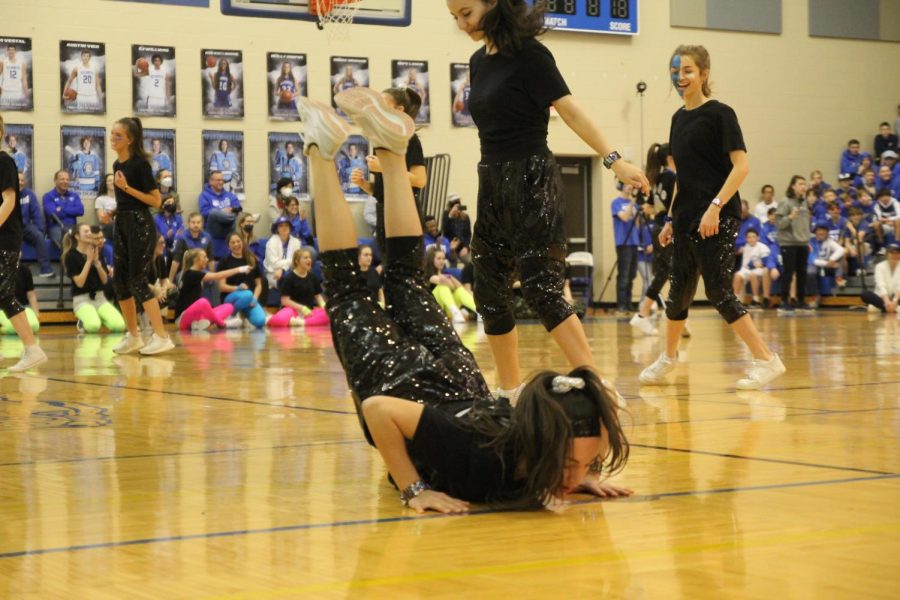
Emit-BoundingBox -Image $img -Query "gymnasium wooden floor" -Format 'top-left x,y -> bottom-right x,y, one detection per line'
1,310 -> 898,599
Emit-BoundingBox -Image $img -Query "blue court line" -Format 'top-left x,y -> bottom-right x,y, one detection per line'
1,472 -> 897,560
630,405 -> 900,428
632,443 -> 897,476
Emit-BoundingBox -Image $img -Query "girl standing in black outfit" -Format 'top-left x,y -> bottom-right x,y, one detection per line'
109,117 -> 174,356
639,45 -> 785,390
447,0 -> 649,397
297,89 -> 631,512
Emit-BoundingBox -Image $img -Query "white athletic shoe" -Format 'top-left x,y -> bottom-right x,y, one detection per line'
113,333 -> 144,355
289,316 -> 305,328
223,316 -> 243,329
736,354 -> 786,390
629,313 -> 658,336
639,352 -> 678,385
296,97 -> 352,160
190,319 -> 212,332
8,345 -> 48,373
139,334 -> 175,356
334,87 -> 415,156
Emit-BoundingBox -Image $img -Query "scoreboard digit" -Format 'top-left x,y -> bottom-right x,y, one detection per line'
534,0 -> 638,36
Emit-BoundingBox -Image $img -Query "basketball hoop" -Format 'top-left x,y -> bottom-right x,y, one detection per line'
311,0 -> 362,38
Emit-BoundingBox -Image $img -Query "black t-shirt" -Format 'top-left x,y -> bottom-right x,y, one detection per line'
469,39 -> 570,163
359,267 -> 381,302
65,250 -> 105,296
407,405 -> 523,503
460,262 -> 475,287
175,269 -> 206,318
0,153 -> 23,251
154,255 -> 167,282
218,254 -> 258,289
112,155 -> 157,213
15,263 -> 33,306
278,270 -> 322,309
373,134 -> 425,203
669,100 -> 745,233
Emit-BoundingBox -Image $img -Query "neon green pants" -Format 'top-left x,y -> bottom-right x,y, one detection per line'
0,307 -> 40,334
73,295 -> 126,333
431,284 -> 476,317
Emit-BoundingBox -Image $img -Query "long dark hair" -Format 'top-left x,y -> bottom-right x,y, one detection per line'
645,142 -> 670,189
786,175 -> 806,199
423,245 -> 445,279
467,367 -> 629,507
383,87 -> 422,120
481,0 -> 547,56
115,117 -> 150,162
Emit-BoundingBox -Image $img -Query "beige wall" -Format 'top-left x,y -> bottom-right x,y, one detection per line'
3,1 -> 899,302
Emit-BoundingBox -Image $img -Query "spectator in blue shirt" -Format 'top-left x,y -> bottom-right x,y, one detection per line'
42,169 -> 84,248
611,184 -> 640,313
198,170 -> 242,239
423,215 -> 450,256
840,139 -> 871,177
841,207 -> 871,277
876,164 -> 899,197
283,196 -> 317,261
736,199 -> 762,251
821,202 -> 847,242
874,123 -> 898,164
809,170 -> 832,199
18,172 -> 54,277
882,150 -> 900,179
805,189 -> 827,228
154,195 -> 184,260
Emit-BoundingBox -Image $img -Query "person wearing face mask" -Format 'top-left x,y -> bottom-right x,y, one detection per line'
268,176 -> 294,221
154,193 -> 184,260
156,169 -> 181,214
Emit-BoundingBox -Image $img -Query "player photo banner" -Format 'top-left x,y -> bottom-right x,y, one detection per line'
3,124 -> 34,189
61,126 -> 105,201
0,37 -> 34,111
132,45 -> 176,117
202,130 -> 243,193
268,132 -> 308,198
202,49 -> 243,119
330,57 -> 369,119
60,41 -> 106,114
335,134 -> 369,200
450,63 -> 473,128
268,53 -> 307,121
391,60 -> 429,125
143,129 -> 176,186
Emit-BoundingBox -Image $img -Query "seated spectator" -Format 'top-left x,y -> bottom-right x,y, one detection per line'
807,224 -> 846,307
441,197 -> 472,257
757,209 -> 783,308
138,234 -> 173,338
733,229 -> 770,309
62,223 -> 125,334
423,215 -> 451,256
805,188 -> 827,227
169,212 -> 214,281
836,173 -> 857,201
873,188 -> 900,247
853,155 -> 874,185
173,248 -> 250,331
840,139 -> 871,176
883,149 -> 900,178
858,168 -> 878,197
358,244 -> 384,306
838,191 -> 857,218
42,169 -> 84,248
283,196 -> 316,254
268,177 -> 294,220
841,207 -> 872,277
860,243 -> 900,313
0,259 -> 41,335
876,164 -> 898,196
857,188 -> 877,219
736,199 -> 762,251
19,172 -> 53,278
217,232 -> 267,329
94,173 -> 116,239
157,169 -> 181,214
753,184 -> 777,222
199,170 -> 242,239
424,246 -> 476,323
237,213 -> 265,270
268,248 -> 327,328
874,122 -> 898,164
90,226 -> 114,278
820,202 -> 847,242
264,216 -> 301,288
809,169 -> 832,199
154,194 -> 184,260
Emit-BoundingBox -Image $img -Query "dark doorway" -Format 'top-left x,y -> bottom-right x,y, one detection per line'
556,156 -> 593,253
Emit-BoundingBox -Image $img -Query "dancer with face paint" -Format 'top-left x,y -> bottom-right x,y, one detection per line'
295,89 -> 632,512
639,45 -> 785,390
446,0 -> 649,399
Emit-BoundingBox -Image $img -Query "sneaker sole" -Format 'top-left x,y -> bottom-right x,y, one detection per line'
113,343 -> 144,355
334,87 -> 414,155
8,354 -> 48,373
139,340 -> 175,356
296,97 -> 352,160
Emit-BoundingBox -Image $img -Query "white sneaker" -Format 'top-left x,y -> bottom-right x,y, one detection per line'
639,352 -> 678,385
113,333 -> 144,354
629,313 -> 658,336
289,316 -> 305,328
190,319 -> 212,332
139,334 -> 175,356
223,316 -> 243,329
736,354 -> 786,390
8,345 -> 48,373
296,97 -> 352,160
334,87 -> 415,155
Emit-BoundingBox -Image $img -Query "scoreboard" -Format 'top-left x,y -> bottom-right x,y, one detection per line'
533,0 -> 639,36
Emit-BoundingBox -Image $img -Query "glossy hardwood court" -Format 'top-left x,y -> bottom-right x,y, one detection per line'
1,310 -> 898,599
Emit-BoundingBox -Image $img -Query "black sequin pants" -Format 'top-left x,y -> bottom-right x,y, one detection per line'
113,209 -> 157,304
471,152 -> 575,336
666,216 -> 748,324
322,236 -> 491,445
647,232 -> 673,305
0,250 -> 24,318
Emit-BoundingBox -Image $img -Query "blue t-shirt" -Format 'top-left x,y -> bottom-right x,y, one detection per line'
611,197 -> 639,246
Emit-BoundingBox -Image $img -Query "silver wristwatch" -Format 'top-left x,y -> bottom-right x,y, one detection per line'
400,480 -> 431,506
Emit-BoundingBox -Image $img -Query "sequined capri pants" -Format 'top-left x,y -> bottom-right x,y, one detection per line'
322,236 -> 491,445
471,151 -> 575,336
0,250 -> 25,319
666,216 -> 748,324
113,209 -> 157,304
646,230 -> 673,304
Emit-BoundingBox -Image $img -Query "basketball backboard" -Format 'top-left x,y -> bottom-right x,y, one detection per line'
220,0 -> 411,27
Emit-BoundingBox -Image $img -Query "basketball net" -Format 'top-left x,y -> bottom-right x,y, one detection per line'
312,0 -> 362,40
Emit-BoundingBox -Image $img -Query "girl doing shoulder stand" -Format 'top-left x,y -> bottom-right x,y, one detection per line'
639,45 -> 785,389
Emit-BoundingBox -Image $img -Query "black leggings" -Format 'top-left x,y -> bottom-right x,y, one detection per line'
861,291 -> 889,311
0,250 -> 24,319
113,209 -> 157,304
666,216 -> 748,324
322,236 -> 491,445
646,233 -> 673,306
781,246 -> 809,303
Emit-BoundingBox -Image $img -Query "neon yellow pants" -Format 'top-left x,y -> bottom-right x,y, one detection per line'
0,307 -> 40,334
431,284 -> 476,317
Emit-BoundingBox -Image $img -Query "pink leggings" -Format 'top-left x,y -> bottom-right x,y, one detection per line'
177,298 -> 234,331
267,306 -> 329,328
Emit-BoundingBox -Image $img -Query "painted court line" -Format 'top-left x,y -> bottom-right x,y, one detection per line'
1,473 -> 897,560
